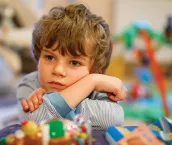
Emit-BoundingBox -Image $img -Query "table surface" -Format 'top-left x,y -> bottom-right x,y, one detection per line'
0,124 -> 109,145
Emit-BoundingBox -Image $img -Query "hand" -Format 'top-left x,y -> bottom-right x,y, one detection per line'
92,74 -> 127,101
21,88 -> 46,112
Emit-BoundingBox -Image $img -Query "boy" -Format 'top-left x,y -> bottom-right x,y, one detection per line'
17,4 -> 127,130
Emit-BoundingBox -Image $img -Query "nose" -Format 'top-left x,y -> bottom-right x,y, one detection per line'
52,63 -> 66,77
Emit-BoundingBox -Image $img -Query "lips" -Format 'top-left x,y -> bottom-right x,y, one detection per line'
48,81 -> 65,89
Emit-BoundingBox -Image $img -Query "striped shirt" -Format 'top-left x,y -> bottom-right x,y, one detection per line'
17,72 -> 124,130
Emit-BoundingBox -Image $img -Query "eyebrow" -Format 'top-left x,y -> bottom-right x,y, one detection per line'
69,55 -> 88,61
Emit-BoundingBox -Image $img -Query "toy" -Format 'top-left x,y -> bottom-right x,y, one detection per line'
130,79 -> 150,101
117,124 -> 165,145
0,115 -> 91,145
113,21 -> 170,117
106,117 -> 172,145
140,29 -> 170,116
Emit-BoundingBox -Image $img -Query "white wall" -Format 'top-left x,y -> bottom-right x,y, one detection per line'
113,0 -> 172,34
41,0 -> 113,30
19,0 -> 172,34
77,0 -> 113,30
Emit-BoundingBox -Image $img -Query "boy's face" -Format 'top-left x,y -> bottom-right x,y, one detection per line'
38,43 -> 92,92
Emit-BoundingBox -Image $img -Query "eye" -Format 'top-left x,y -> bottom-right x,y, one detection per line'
45,55 -> 54,61
70,61 -> 81,67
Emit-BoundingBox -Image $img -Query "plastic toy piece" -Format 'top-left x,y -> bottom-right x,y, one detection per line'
140,29 -> 170,117
0,116 -> 92,145
117,124 -> 165,145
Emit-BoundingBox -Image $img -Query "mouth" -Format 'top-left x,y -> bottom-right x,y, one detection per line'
48,81 -> 66,89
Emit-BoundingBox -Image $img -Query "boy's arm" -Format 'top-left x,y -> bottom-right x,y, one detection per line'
80,98 -> 124,130
60,74 -> 127,108
21,92 -> 124,129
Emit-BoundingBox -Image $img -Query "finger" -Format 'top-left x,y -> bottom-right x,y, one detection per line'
21,99 -> 29,112
34,104 -> 39,110
32,97 -> 39,109
37,88 -> 46,95
108,94 -> 117,102
113,95 -> 122,102
37,95 -> 43,105
32,96 -> 39,105
27,99 -> 35,112
36,88 -> 45,104
108,92 -> 120,102
112,89 -> 124,102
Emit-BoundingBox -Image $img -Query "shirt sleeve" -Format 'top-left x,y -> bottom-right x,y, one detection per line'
88,91 -> 109,100
17,72 -> 40,100
80,98 -> 124,130
17,72 -> 41,121
20,92 -> 75,123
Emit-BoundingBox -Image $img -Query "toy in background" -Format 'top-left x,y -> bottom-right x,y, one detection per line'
164,15 -> 172,80
112,19 -> 171,118
141,29 -> 170,117
129,78 -> 150,101
128,49 -> 152,101
0,5 -> 17,46
0,5 -> 22,75
164,15 -> 172,44
0,6 -> 15,34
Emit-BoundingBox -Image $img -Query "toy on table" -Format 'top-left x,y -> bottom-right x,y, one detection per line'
117,124 -> 165,145
106,125 -> 136,144
106,124 -> 165,145
106,117 -> 172,145
0,115 -> 91,145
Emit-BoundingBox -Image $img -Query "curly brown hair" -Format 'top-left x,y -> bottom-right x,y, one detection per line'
31,4 -> 112,73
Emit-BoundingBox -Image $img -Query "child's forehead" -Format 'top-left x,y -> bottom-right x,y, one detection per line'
42,47 -> 90,59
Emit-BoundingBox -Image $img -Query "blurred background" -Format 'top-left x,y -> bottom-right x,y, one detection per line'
0,0 -> 171,128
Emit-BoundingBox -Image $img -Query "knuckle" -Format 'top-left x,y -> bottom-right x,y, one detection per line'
34,99 -> 38,104
28,101 -> 33,106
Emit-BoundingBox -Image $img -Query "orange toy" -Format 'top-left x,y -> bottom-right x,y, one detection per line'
140,30 -> 170,117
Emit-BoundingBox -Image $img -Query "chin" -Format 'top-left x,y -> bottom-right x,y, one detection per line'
47,88 -> 61,92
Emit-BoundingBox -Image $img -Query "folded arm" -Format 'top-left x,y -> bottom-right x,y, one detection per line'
20,92 -> 124,130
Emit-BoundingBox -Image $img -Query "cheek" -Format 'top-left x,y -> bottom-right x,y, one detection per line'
69,69 -> 90,84
38,61 -> 45,84
38,60 -> 50,84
